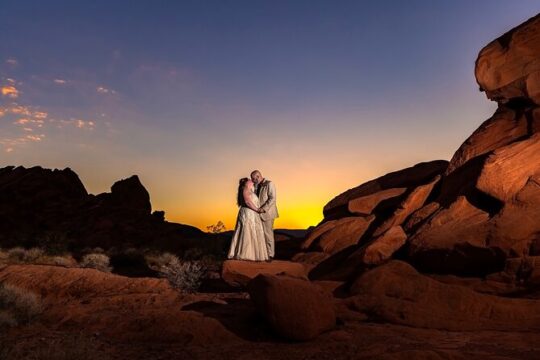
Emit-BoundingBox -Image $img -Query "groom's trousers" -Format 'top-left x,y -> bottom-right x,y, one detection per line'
262,218 -> 275,257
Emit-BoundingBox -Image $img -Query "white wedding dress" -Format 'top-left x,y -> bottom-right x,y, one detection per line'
227,187 -> 269,261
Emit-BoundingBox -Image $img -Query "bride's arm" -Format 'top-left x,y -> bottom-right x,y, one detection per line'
243,184 -> 259,212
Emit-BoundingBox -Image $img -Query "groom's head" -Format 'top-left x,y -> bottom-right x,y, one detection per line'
250,170 -> 263,184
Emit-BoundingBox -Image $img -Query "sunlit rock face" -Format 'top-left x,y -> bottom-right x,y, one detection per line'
408,14 -> 540,275
322,160 -> 448,221
299,13 -> 540,279
475,14 -> 540,105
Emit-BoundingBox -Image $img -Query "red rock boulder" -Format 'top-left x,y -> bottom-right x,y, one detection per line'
247,274 -> 336,341
347,260 -> 540,331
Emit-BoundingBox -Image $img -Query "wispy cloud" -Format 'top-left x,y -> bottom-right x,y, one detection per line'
53,79 -> 67,84
50,118 -> 95,130
5,58 -> 18,66
1,85 -> 19,98
25,134 -> 45,141
1,75 -> 99,153
97,86 -> 116,94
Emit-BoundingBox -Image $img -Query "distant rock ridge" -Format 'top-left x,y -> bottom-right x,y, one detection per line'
0,165 -> 209,253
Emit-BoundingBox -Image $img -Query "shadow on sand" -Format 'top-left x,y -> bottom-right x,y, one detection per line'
181,298 -> 292,343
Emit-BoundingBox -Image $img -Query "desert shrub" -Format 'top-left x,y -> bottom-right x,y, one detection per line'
90,247 -> 105,254
206,220 -> 226,234
199,254 -> 222,272
24,247 -> 46,262
145,251 -> 179,270
49,255 -> 75,267
0,282 -> 44,328
7,247 -> 26,262
80,253 -> 112,272
5,247 -> 47,264
0,248 -> 8,264
159,257 -> 207,293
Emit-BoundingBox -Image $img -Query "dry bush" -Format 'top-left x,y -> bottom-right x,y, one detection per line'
159,257 -> 207,293
50,255 -> 75,267
145,251 -> 179,270
0,282 -> 44,328
80,253 -> 112,272
7,247 -> 26,263
4,247 -> 47,264
0,248 -> 8,264
24,247 -> 46,263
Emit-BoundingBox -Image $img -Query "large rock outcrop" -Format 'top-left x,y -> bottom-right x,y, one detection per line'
0,165 -> 214,253
296,13 -> 540,280
346,261 -> 540,331
408,14 -> 540,274
0,264 -> 240,344
322,160 -> 448,221
475,14 -> 540,105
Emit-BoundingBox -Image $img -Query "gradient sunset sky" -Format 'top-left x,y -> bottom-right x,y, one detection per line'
1,1 -> 539,230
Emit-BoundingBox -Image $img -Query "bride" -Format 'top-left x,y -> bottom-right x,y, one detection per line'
227,177 -> 270,262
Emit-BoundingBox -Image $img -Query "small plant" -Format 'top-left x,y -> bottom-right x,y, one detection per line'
24,247 -> 46,262
206,221 -> 226,234
159,257 -> 207,293
7,247 -> 26,262
50,255 -> 74,267
0,282 -> 44,328
145,252 -> 179,270
80,253 -> 112,272
5,247 -> 47,264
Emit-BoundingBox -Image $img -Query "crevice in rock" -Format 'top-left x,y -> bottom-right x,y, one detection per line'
465,189 -> 504,218
410,244 -> 506,277
525,107 -> 537,137
505,96 -> 536,110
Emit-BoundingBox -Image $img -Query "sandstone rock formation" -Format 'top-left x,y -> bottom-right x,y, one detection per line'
247,273 -> 336,341
0,165 -> 218,254
346,261 -> 540,331
408,14 -> 540,274
294,13 -> 540,280
311,215 -> 375,254
0,264 -> 241,344
354,226 -> 407,266
322,160 -> 448,221
221,259 -> 308,287
475,14 -> 540,105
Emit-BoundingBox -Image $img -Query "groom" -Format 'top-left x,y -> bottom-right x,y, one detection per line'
251,170 -> 278,262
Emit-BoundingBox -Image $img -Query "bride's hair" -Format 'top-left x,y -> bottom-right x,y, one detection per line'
237,177 -> 249,207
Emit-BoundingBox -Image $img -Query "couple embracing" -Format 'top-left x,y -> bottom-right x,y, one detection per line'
227,170 -> 278,262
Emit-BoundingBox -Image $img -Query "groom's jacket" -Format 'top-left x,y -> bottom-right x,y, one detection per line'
257,179 -> 279,221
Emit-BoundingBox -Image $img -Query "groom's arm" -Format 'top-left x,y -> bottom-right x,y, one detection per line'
243,187 -> 260,212
260,182 -> 276,212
